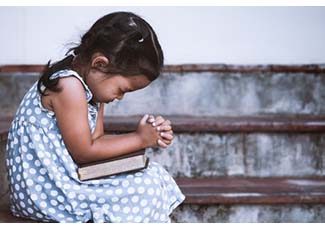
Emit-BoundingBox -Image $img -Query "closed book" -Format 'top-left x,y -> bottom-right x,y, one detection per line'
77,149 -> 149,181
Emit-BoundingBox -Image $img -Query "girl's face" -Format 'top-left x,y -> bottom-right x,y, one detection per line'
72,52 -> 152,104
86,70 -> 151,104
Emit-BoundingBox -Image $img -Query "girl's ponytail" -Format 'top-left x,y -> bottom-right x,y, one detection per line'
37,53 -> 75,96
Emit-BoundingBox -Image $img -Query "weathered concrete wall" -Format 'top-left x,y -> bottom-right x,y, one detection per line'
0,139 -> 9,211
170,204 -> 325,223
104,72 -> 325,116
1,71 -> 325,117
147,133 -> 325,177
0,73 -> 39,117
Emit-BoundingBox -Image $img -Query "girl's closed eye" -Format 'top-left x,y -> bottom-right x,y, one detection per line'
120,88 -> 125,94
114,89 -> 125,101
103,77 -> 146,104
120,87 -> 127,95
119,86 -> 132,96
123,86 -> 132,93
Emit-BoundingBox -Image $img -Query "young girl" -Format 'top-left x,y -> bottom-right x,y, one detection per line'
5,11 -> 185,223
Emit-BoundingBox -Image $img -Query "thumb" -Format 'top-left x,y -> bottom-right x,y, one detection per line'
140,114 -> 149,125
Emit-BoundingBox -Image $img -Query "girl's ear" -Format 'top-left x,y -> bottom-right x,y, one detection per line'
91,54 -> 109,68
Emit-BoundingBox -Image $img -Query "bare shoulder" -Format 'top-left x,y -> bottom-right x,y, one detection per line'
48,75 -> 87,109
56,75 -> 86,96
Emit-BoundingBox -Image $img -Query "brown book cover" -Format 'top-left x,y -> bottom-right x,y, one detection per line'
77,148 -> 149,181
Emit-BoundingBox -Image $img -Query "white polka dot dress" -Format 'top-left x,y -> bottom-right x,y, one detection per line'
5,69 -> 186,223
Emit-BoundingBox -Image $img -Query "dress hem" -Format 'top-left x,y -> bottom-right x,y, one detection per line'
168,193 -> 186,217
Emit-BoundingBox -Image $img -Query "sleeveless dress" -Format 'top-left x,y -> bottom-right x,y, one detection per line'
5,69 -> 186,223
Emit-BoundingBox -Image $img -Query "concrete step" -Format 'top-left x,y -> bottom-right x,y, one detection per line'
1,177 -> 325,223
1,115 -> 325,180
101,114 -> 325,133
1,64 -> 325,117
2,114 -> 325,138
173,177 -> 325,222
171,203 -> 325,222
175,177 -> 325,204
3,205 -> 325,223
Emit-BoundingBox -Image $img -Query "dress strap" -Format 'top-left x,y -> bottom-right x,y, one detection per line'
49,69 -> 93,102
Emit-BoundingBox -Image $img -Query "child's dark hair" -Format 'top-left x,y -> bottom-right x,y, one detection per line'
37,11 -> 164,97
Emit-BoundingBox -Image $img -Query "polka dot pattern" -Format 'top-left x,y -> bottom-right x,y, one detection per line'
5,69 -> 186,223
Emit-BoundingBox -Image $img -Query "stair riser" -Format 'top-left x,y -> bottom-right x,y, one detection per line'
0,140 -> 8,198
1,72 -> 325,117
2,198 -> 325,223
170,204 -> 325,223
105,72 -> 325,116
0,73 -> 39,117
147,133 -> 325,177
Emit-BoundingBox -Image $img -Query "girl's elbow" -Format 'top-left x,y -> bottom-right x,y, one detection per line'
73,154 -> 90,165
70,145 -> 94,165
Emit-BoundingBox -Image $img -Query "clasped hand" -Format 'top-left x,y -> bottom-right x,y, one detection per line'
146,114 -> 174,148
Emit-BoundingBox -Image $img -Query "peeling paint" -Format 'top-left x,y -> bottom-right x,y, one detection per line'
218,193 -> 264,197
286,179 -> 325,186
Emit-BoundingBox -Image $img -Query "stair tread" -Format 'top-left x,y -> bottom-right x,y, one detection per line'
176,177 -> 325,204
102,115 -> 325,133
2,114 -> 325,141
1,64 -> 325,73
0,177 -> 325,222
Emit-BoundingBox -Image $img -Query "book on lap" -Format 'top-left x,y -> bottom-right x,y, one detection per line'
77,148 -> 149,181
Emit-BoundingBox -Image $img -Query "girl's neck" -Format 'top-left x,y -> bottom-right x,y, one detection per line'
70,56 -> 89,83
70,58 -> 97,105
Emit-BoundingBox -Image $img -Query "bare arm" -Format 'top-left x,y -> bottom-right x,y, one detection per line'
51,76 -> 145,165
91,102 -> 105,140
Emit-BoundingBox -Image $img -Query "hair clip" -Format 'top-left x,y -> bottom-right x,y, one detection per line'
71,51 -> 78,58
138,37 -> 144,43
